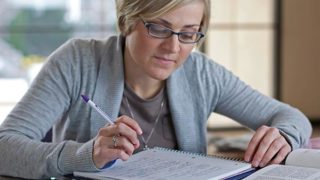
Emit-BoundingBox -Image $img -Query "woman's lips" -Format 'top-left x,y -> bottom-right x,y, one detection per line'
154,56 -> 176,64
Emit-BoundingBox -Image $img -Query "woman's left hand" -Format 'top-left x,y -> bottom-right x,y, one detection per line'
244,125 -> 292,167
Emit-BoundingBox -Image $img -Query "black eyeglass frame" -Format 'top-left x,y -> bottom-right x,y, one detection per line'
141,19 -> 205,44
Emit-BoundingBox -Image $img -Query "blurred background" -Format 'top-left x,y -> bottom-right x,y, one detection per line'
0,0 -> 319,131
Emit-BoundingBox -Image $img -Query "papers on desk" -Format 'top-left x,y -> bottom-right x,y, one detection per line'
244,149 -> 320,180
74,147 -> 252,180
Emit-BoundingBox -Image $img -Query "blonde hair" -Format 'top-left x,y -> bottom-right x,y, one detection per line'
116,0 -> 210,37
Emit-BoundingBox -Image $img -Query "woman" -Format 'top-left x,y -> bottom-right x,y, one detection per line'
0,0 -> 312,179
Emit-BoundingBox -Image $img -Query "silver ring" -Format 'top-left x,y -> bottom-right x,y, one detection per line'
112,135 -> 118,148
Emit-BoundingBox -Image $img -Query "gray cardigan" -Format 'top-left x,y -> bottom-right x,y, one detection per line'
0,35 -> 312,178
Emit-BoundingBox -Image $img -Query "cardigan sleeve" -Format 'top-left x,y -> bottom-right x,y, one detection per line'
186,52 -> 312,150
0,39 -> 99,178
209,57 -> 312,149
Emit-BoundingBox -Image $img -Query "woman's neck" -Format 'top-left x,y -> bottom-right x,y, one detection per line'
125,77 -> 164,100
124,50 -> 165,100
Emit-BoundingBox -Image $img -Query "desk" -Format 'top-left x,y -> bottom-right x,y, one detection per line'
207,127 -> 251,160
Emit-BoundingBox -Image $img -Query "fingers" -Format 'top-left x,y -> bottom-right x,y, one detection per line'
268,144 -> 291,165
99,116 -> 141,148
115,116 -> 142,149
92,115 -> 143,168
244,125 -> 292,168
116,116 -> 143,135
93,143 -> 131,168
244,125 -> 269,163
112,135 -> 135,155
96,135 -> 135,155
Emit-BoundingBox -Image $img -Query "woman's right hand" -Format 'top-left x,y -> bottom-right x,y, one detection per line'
92,115 -> 143,168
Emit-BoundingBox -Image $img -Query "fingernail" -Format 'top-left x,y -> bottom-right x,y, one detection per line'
252,161 -> 259,167
259,162 -> 265,167
244,156 -> 250,162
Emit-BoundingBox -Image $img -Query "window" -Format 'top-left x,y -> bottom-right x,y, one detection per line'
0,0 -> 117,124
206,0 -> 276,128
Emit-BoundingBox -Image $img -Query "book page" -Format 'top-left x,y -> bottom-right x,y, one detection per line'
286,149 -> 320,169
244,164 -> 320,180
74,148 -> 252,180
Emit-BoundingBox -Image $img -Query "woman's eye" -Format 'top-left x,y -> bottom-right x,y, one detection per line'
180,33 -> 195,39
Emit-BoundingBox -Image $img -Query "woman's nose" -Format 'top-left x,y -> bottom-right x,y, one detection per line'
160,35 -> 181,53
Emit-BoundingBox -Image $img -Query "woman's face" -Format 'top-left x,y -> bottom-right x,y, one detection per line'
124,1 -> 204,81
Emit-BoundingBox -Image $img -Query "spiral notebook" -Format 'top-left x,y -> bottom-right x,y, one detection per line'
74,147 -> 253,180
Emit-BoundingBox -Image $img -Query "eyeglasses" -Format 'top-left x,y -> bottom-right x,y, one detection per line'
141,19 -> 205,44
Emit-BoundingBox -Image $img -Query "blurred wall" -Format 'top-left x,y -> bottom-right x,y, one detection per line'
280,0 -> 320,120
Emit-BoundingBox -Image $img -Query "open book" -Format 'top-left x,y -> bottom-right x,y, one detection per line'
74,147 -> 253,180
244,149 -> 320,180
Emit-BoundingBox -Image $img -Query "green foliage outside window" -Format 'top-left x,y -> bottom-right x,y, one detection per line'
5,8 -> 73,57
